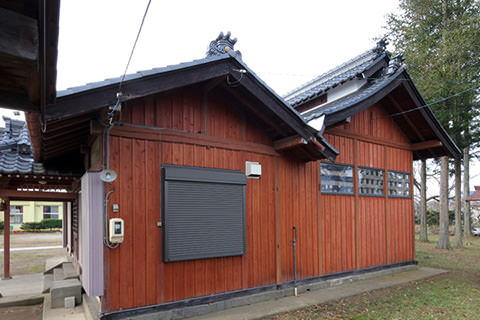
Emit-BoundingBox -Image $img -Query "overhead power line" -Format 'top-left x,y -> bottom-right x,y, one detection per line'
390,83 -> 480,118
108,0 -> 152,122
118,0 -> 152,93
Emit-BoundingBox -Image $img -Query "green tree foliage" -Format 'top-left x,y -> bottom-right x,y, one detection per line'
385,0 -> 480,249
415,210 -> 455,225
385,0 -> 480,149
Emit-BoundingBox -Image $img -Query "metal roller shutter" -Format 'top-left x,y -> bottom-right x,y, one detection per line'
162,165 -> 246,262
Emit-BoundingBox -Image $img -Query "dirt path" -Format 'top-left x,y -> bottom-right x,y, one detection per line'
0,232 -> 65,276
0,232 -> 62,248
0,304 -> 42,320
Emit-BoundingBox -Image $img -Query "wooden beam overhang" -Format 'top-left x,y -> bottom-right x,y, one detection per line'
0,1 -> 59,113
0,173 -> 78,190
399,74 -> 461,158
273,135 -> 338,162
0,7 -> 38,63
0,90 -> 37,112
411,140 -> 442,151
274,135 -> 308,151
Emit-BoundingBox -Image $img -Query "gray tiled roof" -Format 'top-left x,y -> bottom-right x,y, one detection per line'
302,65 -> 406,123
0,117 -> 46,174
284,40 -> 389,107
57,54 -> 228,97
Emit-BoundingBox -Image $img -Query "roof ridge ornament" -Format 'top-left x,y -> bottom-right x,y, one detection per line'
206,31 -> 242,58
386,54 -> 405,76
374,38 -> 389,55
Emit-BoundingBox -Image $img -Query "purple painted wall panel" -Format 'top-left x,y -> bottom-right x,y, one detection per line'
81,171 -> 104,297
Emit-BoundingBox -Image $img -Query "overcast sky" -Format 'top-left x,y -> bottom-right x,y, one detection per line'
3,0 -> 479,191
56,0 -> 399,94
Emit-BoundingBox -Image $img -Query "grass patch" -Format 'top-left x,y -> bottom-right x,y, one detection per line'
29,264 -> 44,273
267,234 -> 480,320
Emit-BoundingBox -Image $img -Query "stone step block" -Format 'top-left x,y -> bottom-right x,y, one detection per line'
50,279 -> 82,309
62,262 -> 79,280
53,267 -> 64,281
42,274 -> 53,293
64,296 -> 75,309
44,256 -> 68,274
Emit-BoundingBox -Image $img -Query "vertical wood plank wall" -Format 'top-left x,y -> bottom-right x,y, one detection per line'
106,89 -> 278,311
322,104 -> 414,273
101,90 -> 415,312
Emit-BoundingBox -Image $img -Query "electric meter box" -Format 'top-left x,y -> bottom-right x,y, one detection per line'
109,218 -> 124,243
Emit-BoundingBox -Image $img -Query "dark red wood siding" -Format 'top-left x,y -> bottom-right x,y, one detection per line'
100,91 -> 415,312
105,89 -> 280,311
321,104 -> 414,273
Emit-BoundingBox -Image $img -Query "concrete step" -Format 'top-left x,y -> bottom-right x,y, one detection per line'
42,274 -> 53,293
53,267 -> 65,281
45,256 -> 68,274
62,262 -> 79,280
43,294 -> 87,319
50,279 -> 82,309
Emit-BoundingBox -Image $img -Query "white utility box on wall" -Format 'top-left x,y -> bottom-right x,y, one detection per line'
245,161 -> 262,178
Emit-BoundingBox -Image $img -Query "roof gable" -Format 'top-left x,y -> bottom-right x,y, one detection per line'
30,33 -> 339,164
286,41 -> 460,160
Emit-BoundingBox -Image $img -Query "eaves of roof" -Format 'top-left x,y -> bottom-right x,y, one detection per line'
40,52 -> 338,162
301,66 -> 461,159
302,66 -> 405,125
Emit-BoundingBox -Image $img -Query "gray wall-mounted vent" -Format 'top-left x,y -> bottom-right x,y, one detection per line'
162,165 -> 247,262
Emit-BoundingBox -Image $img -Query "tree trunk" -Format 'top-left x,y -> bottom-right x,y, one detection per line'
419,159 -> 428,242
454,156 -> 463,248
437,156 -> 451,249
464,147 -> 472,239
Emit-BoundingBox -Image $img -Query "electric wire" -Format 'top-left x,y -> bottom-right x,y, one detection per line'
108,0 -> 152,119
389,83 -> 480,118
100,1 -> 153,248
118,0 -> 151,93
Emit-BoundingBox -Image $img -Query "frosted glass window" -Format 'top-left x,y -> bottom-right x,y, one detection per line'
321,163 -> 354,195
359,167 -> 384,196
388,171 -> 410,197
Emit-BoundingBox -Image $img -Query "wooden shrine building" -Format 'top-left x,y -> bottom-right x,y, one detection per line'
2,17 -> 460,318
